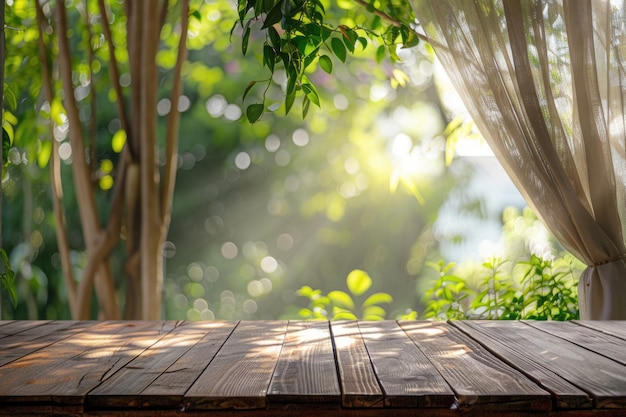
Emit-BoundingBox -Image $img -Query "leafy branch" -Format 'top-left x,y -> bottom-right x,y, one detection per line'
235,0 -> 418,122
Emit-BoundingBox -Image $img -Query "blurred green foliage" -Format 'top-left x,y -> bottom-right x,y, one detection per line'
422,208 -> 582,321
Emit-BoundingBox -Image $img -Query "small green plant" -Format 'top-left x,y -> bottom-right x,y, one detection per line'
294,269 -> 417,320
422,261 -> 469,320
516,254 -> 580,320
422,253 -> 581,321
470,257 -> 520,319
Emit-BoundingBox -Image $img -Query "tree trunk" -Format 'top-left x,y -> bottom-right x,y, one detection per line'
35,0 -> 188,320
138,0 -> 162,320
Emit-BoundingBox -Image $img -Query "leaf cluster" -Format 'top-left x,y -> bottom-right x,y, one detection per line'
294,269 -> 411,320
423,253 -> 581,321
235,0 -> 417,122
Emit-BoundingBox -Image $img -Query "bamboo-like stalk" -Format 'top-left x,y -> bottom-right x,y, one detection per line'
55,2 -> 118,319
34,0 -> 78,318
139,0 -> 162,320
161,0 -> 189,231
97,0 -> 130,138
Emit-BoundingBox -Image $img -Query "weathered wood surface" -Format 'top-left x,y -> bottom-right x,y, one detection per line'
1,320 -> 626,416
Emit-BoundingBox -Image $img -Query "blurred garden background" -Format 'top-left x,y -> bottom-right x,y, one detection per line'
0,0 -> 582,320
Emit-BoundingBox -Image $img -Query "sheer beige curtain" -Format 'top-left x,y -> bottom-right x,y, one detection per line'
412,0 -> 626,319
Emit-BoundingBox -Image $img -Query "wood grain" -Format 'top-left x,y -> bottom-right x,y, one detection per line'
0,320 -> 50,339
268,320 -> 341,408
399,320 -> 551,412
0,321 -> 176,407
459,320 -> 626,409
87,321 -> 226,408
0,320 -> 91,367
575,320 -> 626,341
1,320 -> 626,416
453,320 -> 591,409
330,321 -> 383,408
526,320 -> 626,366
185,321 -> 287,410
139,321 -> 236,407
359,320 -> 455,408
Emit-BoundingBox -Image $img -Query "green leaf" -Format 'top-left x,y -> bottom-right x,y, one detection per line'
302,95 -> 311,118
4,86 -> 17,111
268,26 -> 281,51
304,38 -> 318,57
330,37 -> 346,63
400,24 -> 419,48
263,44 -> 276,72
319,55 -> 332,74
37,139 -> 52,168
286,67 -> 297,96
328,290 -> 355,310
242,26 -> 251,55
362,305 -> 387,318
262,2 -> 283,29
301,83 -> 320,107
112,130 -> 127,153
246,103 -> 264,123
243,80 -> 257,103
190,9 -> 201,21
3,273 -> 17,308
362,292 -> 393,307
297,285 -> 315,297
332,309 -> 357,320
320,25 -> 333,41
285,91 -> 296,115
375,45 -> 386,63
357,36 -> 368,51
340,27 -> 357,53
346,269 -> 371,296
50,98 -> 66,125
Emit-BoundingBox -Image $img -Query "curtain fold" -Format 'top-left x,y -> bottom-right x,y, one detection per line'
412,0 -> 626,319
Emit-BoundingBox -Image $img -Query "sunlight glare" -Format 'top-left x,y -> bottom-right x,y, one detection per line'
235,151 -> 251,170
477,239 -> 505,259
292,129 -> 310,147
221,242 -> 238,259
260,256 -> 278,273
265,134 -> 281,152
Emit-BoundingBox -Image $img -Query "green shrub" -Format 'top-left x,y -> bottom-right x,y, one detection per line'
422,253 -> 581,320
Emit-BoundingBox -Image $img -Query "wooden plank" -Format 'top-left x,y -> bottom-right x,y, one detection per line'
0,321 -> 91,367
527,321 -> 626,366
139,321 -> 237,408
0,320 -> 50,339
86,321 -> 235,409
453,321 -> 592,409
185,321 -> 287,410
358,321 -> 454,408
399,321 -> 551,412
330,321 -> 383,408
0,321 -> 177,408
460,321 -> 626,409
575,320 -> 626,341
267,321 -> 341,408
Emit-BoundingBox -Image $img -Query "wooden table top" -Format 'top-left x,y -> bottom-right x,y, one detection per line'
0,320 -> 625,416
